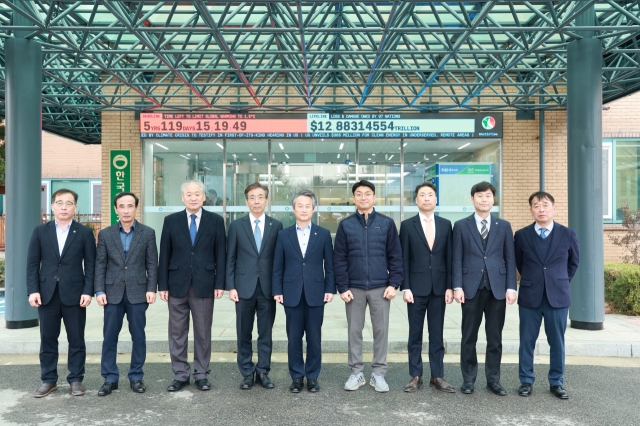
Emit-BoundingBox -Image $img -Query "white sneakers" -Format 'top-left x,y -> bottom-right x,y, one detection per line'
344,373 -> 366,391
370,373 -> 389,392
344,372 -> 389,392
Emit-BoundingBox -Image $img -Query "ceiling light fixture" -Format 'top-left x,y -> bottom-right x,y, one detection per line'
155,143 -> 169,150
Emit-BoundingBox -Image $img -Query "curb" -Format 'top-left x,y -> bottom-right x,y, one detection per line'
1,338 -> 638,357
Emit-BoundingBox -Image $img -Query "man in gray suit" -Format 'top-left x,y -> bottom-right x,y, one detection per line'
94,192 -> 158,396
227,182 -> 283,389
453,181 -> 517,396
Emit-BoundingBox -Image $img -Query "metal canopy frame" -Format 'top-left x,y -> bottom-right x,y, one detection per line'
1,1 -> 640,144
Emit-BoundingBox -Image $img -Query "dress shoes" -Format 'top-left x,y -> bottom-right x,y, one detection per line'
487,382 -> 507,396
34,383 -> 57,398
167,379 -> 189,392
461,382 -> 475,394
430,377 -> 456,393
307,378 -> 320,393
240,373 -> 255,390
404,376 -> 423,393
195,378 -> 211,391
98,382 -> 118,396
518,382 -> 532,397
550,385 -> 569,399
130,380 -> 145,393
289,378 -> 304,393
256,373 -> 275,389
70,382 -> 86,396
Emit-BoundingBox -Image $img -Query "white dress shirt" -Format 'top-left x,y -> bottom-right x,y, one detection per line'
474,213 -> 491,234
54,221 -> 72,256
186,208 -> 202,230
250,213 -> 266,238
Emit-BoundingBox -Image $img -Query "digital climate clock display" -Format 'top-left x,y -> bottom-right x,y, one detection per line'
140,112 -> 502,139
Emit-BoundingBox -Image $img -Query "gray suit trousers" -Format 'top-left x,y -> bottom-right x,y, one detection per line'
168,284 -> 214,381
345,286 -> 390,377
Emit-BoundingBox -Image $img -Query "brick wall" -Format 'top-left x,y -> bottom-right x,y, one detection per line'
42,131 -> 101,178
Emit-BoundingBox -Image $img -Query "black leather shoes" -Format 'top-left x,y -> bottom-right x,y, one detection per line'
195,378 -> 211,391
461,382 -> 475,394
130,380 -> 145,393
240,373 -> 255,390
550,385 -> 569,399
167,379 -> 189,392
307,378 -> 320,393
98,381 -> 118,396
290,378 -> 304,393
518,382 -> 532,397
256,373 -> 275,389
487,382 -> 507,396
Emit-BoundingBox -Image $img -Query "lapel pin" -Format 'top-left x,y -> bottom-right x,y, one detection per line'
314,232 -> 317,235
73,230 -> 76,233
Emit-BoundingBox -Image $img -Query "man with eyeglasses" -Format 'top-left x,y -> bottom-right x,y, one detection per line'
334,180 -> 403,393
227,183 -> 283,390
27,189 -> 96,398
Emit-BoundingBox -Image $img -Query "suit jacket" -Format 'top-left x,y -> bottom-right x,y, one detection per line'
452,214 -> 516,300
26,220 -> 97,306
157,209 -> 226,298
272,224 -> 336,307
94,220 -> 159,305
514,222 -> 580,309
226,214 -> 283,299
399,214 -> 453,296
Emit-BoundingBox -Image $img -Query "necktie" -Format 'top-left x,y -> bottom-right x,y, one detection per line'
424,217 -> 435,250
480,219 -> 488,240
254,219 -> 262,253
190,214 -> 197,246
540,228 -> 547,239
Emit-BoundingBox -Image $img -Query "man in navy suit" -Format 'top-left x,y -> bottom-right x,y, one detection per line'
27,188 -> 96,398
272,189 -> 335,393
515,191 -> 579,400
453,181 -> 517,396
158,180 -> 226,392
399,182 -> 455,393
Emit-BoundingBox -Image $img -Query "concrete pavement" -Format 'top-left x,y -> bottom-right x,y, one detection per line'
1,292 -> 639,357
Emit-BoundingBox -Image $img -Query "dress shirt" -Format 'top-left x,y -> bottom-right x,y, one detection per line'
474,213 -> 491,234
249,213 -> 265,238
296,222 -> 312,257
54,221 -> 72,257
534,221 -> 554,237
419,211 -> 436,240
186,208 -> 202,230
119,220 -> 136,258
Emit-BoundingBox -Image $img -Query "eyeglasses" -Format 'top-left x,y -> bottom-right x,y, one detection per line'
354,192 -> 374,198
248,196 -> 265,202
54,201 -> 76,207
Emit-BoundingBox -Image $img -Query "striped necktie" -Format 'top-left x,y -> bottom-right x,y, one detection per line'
480,219 -> 488,240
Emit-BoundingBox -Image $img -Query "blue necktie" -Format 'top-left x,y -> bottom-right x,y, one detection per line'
190,214 -> 197,246
540,228 -> 547,239
254,219 -> 262,253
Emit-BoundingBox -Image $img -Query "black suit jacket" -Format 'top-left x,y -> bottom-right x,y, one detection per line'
158,209 -> 226,298
515,222 -> 580,309
399,214 -> 453,296
26,220 -> 97,306
226,214 -> 283,299
452,214 -> 517,300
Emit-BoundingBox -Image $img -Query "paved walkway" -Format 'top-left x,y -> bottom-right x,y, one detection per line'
2,293 -> 639,357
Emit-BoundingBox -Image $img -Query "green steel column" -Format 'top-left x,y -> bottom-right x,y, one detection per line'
567,7 -> 604,330
5,4 -> 42,329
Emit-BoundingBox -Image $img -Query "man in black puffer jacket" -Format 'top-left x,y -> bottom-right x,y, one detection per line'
334,180 -> 404,393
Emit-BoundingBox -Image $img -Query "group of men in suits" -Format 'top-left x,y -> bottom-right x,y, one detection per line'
26,178 -> 579,399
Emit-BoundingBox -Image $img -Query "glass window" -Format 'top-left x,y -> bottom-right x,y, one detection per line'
404,139 -> 501,224
603,142 -> 612,220
91,182 -> 102,215
615,140 -> 640,221
227,141 -> 269,225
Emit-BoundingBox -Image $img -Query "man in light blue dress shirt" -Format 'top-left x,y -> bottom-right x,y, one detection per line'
272,189 -> 335,393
